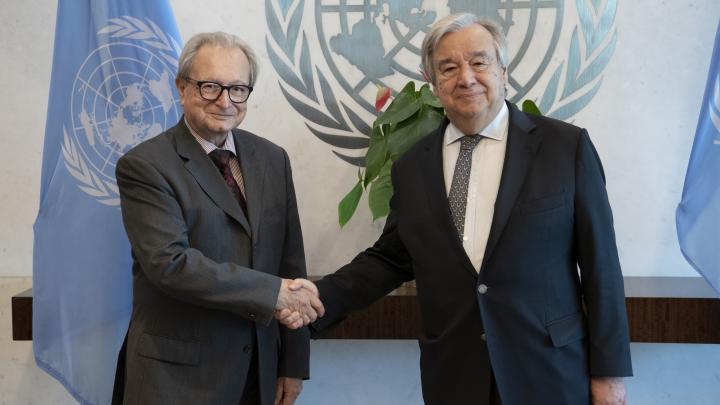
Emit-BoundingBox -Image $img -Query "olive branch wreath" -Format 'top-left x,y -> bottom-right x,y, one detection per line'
265,0 -> 372,167
541,0 -> 618,121
61,16 -> 181,206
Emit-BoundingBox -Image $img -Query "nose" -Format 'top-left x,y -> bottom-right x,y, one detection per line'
214,88 -> 233,108
457,63 -> 477,87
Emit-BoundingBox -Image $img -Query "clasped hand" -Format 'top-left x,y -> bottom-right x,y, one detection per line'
274,279 -> 324,329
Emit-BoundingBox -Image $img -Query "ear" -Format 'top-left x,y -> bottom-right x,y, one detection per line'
422,69 -> 438,96
429,77 -> 439,97
176,78 -> 187,106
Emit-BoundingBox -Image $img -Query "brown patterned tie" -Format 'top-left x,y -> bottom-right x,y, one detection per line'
448,135 -> 483,239
209,149 -> 247,213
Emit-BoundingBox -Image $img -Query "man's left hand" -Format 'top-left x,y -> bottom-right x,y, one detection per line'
275,377 -> 303,405
591,377 -> 626,405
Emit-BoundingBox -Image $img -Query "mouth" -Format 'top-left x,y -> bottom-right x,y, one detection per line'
455,92 -> 484,100
208,112 -> 236,119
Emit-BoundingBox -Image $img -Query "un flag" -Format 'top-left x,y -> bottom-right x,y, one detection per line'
677,20 -> 720,296
32,1 -> 182,403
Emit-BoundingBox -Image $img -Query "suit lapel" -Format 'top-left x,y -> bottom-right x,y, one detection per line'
175,121 -> 252,236
233,129 -> 266,240
419,119 -> 479,278
481,103 -> 542,269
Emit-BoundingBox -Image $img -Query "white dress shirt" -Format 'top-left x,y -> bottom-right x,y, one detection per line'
442,103 -> 509,272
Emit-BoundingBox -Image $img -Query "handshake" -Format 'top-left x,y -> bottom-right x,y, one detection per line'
274,278 -> 324,329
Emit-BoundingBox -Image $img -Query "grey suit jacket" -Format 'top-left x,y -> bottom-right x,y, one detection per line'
115,120 -> 309,405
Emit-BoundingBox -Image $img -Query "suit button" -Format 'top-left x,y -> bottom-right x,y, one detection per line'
249,313 -> 256,320
481,333 -> 486,341
477,284 -> 488,294
243,344 -> 253,354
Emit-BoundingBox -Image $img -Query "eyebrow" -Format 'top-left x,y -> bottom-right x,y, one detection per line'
198,78 -> 250,86
436,51 -> 493,67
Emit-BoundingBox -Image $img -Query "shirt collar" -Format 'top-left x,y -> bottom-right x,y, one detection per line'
185,118 -> 236,156
445,102 -> 509,145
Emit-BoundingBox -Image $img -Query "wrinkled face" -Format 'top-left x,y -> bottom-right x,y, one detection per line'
177,45 -> 251,142
432,24 -> 507,133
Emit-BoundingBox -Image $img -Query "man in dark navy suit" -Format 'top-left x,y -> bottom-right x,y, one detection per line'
283,13 -> 632,405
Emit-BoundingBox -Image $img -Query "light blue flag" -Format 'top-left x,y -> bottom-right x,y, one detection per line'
33,1 -> 182,403
676,20 -> 720,296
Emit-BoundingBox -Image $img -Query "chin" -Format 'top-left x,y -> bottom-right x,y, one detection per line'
458,108 -> 487,119
210,118 -> 237,129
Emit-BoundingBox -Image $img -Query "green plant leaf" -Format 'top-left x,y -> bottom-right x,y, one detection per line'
338,179 -> 363,227
368,161 -> 393,220
364,125 -> 389,186
521,99 -> 542,115
387,106 -> 445,158
374,82 -> 422,126
419,83 -> 442,108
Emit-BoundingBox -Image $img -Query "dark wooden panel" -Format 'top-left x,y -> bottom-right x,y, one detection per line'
12,287 -> 720,343
11,288 -> 32,341
626,297 -> 720,343
318,284 -> 720,343
320,295 -> 422,339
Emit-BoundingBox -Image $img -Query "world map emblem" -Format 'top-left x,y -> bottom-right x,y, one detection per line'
266,0 -> 617,165
62,17 -> 182,205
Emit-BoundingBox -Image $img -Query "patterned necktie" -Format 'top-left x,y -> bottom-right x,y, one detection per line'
209,149 -> 247,213
448,135 -> 483,239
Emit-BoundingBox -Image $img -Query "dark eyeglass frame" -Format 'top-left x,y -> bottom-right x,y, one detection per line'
183,77 -> 253,103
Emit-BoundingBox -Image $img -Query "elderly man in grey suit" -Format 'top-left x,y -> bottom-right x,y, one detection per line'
115,32 -> 322,405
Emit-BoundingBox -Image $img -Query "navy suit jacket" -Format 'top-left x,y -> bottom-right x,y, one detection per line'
313,103 -> 632,405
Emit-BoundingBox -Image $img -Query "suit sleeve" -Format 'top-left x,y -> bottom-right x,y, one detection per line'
574,131 -> 633,377
276,150 -> 311,379
312,165 -> 415,334
116,153 -> 281,326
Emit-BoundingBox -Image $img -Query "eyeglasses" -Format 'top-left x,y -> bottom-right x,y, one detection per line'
184,77 -> 253,103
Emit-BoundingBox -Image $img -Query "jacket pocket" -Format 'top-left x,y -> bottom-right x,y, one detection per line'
137,333 -> 200,366
546,312 -> 587,348
520,192 -> 566,215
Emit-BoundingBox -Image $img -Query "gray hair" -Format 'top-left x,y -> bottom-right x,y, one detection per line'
177,32 -> 259,86
421,13 -> 508,84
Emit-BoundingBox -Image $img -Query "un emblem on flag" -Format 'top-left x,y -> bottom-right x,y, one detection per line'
266,0 -> 617,166
62,17 -> 182,206
710,72 -> 720,144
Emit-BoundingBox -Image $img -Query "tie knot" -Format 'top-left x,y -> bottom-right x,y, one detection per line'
209,149 -> 233,167
460,135 -> 482,151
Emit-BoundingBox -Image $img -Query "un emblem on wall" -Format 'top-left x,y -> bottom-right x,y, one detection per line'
62,17 -> 182,205
266,0 -> 617,166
